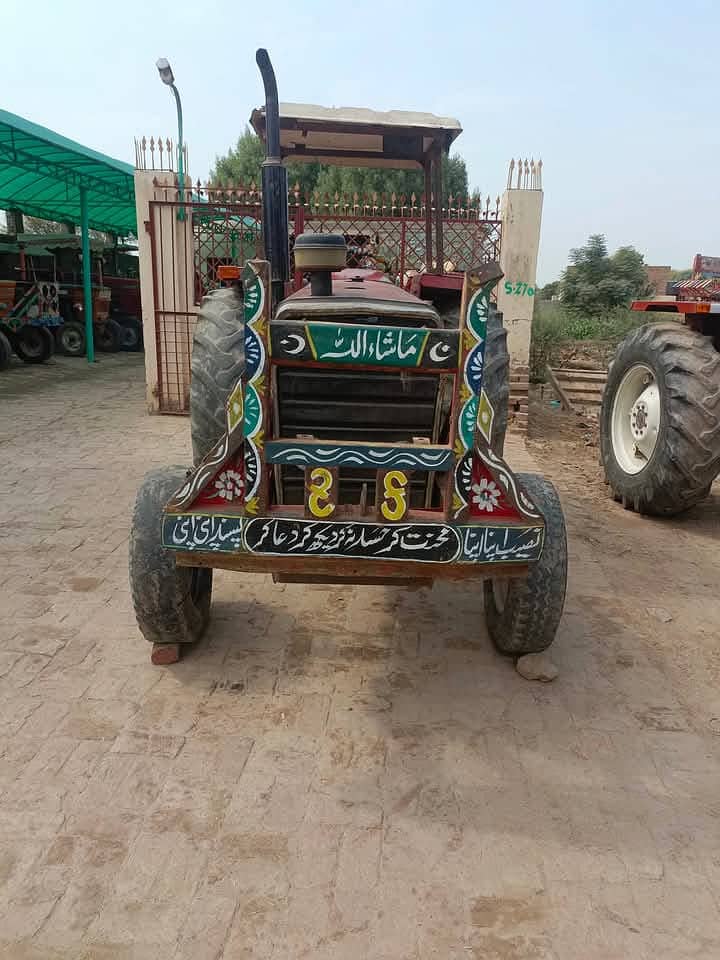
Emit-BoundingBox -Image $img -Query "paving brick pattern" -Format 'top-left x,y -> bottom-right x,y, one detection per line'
1,354 -> 719,958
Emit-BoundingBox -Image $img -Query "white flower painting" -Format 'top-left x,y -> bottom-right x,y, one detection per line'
471,477 -> 501,512
214,469 -> 244,501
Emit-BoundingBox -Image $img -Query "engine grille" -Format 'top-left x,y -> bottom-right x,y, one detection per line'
275,367 -> 447,506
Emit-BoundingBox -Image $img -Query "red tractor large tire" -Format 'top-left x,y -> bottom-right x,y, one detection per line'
600,322 -> 720,516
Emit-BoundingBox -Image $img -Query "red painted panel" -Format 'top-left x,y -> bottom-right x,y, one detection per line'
192,450 -> 245,509
285,269 -> 420,303
468,457 -> 522,521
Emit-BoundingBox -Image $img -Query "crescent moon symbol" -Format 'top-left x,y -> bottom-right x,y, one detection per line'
429,341 -> 451,363
280,334 -> 306,355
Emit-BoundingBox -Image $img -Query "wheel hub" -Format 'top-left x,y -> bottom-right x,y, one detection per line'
631,400 -> 648,437
610,364 -> 661,475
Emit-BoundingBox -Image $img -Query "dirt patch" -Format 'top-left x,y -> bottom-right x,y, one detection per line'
527,385 -> 606,505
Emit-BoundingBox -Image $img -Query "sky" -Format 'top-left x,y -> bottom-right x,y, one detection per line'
2,0 -> 718,283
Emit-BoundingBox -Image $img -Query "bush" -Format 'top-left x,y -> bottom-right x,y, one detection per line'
529,301 -> 652,382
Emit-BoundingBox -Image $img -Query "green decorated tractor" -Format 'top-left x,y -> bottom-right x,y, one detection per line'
0,278 -> 61,368
129,50 -> 567,666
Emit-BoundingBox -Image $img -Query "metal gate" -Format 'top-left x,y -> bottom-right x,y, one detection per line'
149,181 -> 501,414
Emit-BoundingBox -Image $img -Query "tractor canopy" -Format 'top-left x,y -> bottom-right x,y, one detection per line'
249,102 -> 462,169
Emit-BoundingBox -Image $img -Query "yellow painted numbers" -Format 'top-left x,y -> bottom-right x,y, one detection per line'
379,470 -> 409,522
307,467 -> 336,518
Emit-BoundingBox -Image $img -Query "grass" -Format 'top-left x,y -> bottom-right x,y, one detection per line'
530,301 -> 654,382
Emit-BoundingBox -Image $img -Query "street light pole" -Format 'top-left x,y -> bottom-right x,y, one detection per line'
156,58 -> 185,220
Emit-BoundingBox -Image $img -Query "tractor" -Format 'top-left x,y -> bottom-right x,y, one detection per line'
129,50 -> 567,665
600,255 -> 720,515
0,278 -> 61,368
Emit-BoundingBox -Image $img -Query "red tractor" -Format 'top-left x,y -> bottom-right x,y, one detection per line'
600,254 -> 720,514
129,50 -> 567,665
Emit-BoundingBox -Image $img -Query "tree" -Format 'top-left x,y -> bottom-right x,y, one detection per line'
314,152 -> 468,204
210,129 -> 470,203
560,234 -> 651,316
670,267 -> 692,282
23,216 -> 75,235
210,127 -> 321,198
537,280 -> 560,301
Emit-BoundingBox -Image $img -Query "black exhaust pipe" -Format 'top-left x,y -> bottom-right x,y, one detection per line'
256,49 -> 290,307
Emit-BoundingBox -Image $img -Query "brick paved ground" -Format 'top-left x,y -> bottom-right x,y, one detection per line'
1,354 -> 720,959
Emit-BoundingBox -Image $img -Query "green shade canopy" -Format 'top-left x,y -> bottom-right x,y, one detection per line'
0,110 -> 136,235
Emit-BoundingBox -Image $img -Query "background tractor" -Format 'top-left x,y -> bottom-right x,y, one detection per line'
129,50 -> 567,665
600,254 -> 720,515
0,277 -> 60,367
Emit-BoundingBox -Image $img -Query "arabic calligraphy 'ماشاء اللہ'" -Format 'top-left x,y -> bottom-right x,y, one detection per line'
308,324 -> 429,367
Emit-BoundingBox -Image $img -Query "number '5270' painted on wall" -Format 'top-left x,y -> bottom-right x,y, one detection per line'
504,281 -> 535,297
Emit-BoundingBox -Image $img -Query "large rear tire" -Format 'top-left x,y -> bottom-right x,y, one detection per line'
436,302 -> 509,455
484,473 -> 567,656
600,322 -> 720,516
190,286 -> 245,464
129,466 -> 213,645
483,308 -> 510,456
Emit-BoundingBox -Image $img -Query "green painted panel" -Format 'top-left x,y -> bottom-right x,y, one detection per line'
306,323 -> 429,368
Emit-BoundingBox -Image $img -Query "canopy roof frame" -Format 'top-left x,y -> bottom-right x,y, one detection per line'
0,109 -> 136,235
251,100 -> 463,273
250,101 -> 462,170
0,110 -> 138,361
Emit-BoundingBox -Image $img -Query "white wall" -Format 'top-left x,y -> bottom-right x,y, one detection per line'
496,188 -> 543,370
134,170 -> 195,413
134,171 -> 159,411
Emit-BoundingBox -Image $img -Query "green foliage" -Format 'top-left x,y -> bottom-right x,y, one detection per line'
536,280 -> 560,301
529,300 -> 655,382
210,127 -> 321,197
210,129 -> 469,202
669,267 -> 692,282
560,234 -> 652,316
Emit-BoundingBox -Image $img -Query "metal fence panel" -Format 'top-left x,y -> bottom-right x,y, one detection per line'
149,182 -> 502,414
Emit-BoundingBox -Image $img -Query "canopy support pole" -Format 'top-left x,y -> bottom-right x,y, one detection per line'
80,186 -> 95,363
423,158 -> 433,273
433,145 -> 444,275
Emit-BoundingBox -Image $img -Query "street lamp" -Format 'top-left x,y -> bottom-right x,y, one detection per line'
156,58 -> 184,219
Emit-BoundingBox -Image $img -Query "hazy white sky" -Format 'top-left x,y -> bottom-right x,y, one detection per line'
3,0 -> 717,283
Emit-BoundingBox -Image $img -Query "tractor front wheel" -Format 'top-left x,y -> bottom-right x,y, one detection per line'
116,316 -> 143,352
600,322 -> 720,515
14,325 -> 55,363
129,466 -> 213,648
484,473 -> 567,656
57,321 -> 86,357
0,330 -> 12,370
96,318 -> 122,352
